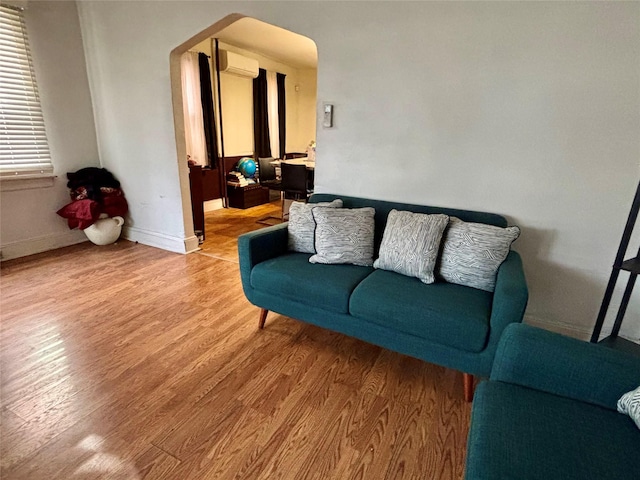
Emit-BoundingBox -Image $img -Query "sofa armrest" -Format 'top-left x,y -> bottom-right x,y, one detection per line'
491,323 -> 640,410
487,251 -> 529,343
237,223 -> 289,291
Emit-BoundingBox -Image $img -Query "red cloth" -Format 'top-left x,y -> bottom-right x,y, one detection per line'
57,187 -> 128,230
101,195 -> 128,219
57,199 -> 100,230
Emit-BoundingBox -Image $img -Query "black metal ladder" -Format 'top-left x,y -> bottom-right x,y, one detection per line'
590,181 -> 640,356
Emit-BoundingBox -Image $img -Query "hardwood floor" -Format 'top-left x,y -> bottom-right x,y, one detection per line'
199,201 -> 283,262
1,214 -> 472,479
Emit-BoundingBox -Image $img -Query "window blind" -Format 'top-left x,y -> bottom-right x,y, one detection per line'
0,4 -> 53,179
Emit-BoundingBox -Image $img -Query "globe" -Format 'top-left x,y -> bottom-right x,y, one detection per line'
237,157 -> 256,178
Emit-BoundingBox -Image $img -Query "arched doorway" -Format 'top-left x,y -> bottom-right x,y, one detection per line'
169,14 -> 318,257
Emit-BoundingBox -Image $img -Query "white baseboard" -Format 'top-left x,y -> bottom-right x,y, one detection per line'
184,234 -> 200,253
2,226 -> 200,261
524,314 -> 591,340
204,199 -> 224,212
1,229 -> 88,261
122,226 -> 197,254
524,313 -> 640,343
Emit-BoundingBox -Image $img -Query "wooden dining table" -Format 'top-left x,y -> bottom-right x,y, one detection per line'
270,158 -> 315,170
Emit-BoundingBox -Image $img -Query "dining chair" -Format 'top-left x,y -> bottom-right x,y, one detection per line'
280,162 -> 312,219
257,157 -> 281,190
256,157 -> 283,225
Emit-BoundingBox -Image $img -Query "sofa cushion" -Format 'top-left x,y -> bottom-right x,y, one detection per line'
288,199 -> 343,253
618,385 -> 640,429
349,269 -> 492,352
310,207 -> 376,266
373,210 -> 449,284
438,217 -> 520,292
251,252 -> 374,314
466,381 -> 640,480
309,194 -> 509,256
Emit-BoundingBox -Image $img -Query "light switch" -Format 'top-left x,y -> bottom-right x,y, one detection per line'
323,103 -> 333,128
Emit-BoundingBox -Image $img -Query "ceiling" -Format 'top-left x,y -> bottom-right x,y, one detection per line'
214,17 -> 317,69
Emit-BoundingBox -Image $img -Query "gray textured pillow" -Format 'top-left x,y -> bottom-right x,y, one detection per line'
309,207 -> 375,266
288,199 -> 343,253
618,385 -> 640,430
438,217 -> 520,292
373,210 -> 449,284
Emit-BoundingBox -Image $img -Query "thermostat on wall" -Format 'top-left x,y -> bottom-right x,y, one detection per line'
323,103 -> 333,128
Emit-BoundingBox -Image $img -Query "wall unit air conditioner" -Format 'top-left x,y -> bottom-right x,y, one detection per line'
219,50 -> 259,79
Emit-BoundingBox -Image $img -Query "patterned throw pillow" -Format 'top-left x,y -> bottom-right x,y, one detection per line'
618,385 -> 640,430
373,210 -> 449,284
288,199 -> 343,253
438,217 -> 520,292
309,207 -> 376,266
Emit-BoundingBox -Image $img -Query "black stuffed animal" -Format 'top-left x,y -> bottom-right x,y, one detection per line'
66,167 -> 121,201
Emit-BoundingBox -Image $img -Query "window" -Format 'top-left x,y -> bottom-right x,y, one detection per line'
0,3 -> 53,179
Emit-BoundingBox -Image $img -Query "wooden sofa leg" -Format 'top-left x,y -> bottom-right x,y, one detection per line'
259,309 -> 268,329
463,373 -> 475,402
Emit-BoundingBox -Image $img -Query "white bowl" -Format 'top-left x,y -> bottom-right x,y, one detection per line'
84,216 -> 124,245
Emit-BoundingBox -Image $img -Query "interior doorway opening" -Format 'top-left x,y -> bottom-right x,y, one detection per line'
169,14 -> 318,257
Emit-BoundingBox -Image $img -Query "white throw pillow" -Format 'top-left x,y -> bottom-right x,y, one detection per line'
438,217 -> 520,292
309,207 -> 376,266
617,385 -> 640,430
374,210 -> 449,284
287,199 -> 343,253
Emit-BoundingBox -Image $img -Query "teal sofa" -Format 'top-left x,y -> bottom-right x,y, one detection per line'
465,323 -> 640,479
238,194 -> 528,400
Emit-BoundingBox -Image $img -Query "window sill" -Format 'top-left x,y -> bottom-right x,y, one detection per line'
0,175 -> 56,192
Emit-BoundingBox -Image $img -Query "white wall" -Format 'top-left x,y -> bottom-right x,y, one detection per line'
218,66 -> 254,156
192,40 -> 317,156
216,42 -> 313,156
296,68 -> 317,151
0,0 -> 100,260
76,1 -> 640,340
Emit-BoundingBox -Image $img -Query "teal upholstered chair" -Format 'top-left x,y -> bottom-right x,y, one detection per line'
465,323 -> 640,479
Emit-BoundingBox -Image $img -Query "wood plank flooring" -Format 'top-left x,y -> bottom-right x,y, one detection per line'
199,201 -> 283,262
1,210 -> 472,479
